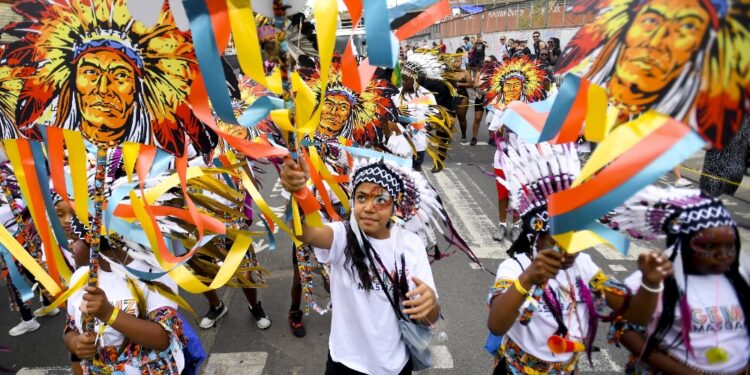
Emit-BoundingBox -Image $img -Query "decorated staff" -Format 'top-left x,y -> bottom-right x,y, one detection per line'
483,56 -> 549,243
605,186 -> 749,374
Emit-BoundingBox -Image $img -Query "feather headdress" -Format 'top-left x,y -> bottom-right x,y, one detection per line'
496,136 -> 581,219
2,0 -> 217,156
402,52 -> 446,81
0,45 -> 34,140
480,56 -> 548,108
297,54 -> 397,146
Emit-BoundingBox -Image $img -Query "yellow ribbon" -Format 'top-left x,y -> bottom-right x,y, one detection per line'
63,130 -> 90,227
0,225 -> 62,297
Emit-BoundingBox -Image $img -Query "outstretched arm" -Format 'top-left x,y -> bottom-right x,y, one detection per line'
279,156 -> 334,249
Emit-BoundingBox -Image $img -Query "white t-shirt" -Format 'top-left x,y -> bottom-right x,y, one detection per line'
489,252 -> 602,362
67,261 -> 184,374
386,132 -> 413,159
314,222 -> 437,374
624,271 -> 749,373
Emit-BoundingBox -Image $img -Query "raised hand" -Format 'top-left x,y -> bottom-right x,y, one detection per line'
279,155 -> 309,193
638,251 -> 673,290
520,249 -> 564,287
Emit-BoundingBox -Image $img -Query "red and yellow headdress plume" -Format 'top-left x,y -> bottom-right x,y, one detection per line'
297,54 -> 398,146
216,75 -> 283,145
0,45 -> 35,140
481,56 -> 548,108
2,0 -> 216,156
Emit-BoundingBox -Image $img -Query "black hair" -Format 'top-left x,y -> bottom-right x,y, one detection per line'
343,215 -> 374,291
643,227 -> 750,359
456,47 -> 464,53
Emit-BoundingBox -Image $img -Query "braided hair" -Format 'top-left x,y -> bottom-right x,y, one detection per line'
643,227 -> 750,359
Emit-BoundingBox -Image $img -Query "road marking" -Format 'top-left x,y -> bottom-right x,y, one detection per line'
202,352 -> 268,375
592,240 -> 652,261
425,167 -> 509,259
608,264 -> 628,272
431,345 -> 454,369
578,348 -> 622,373
17,367 -> 70,375
459,141 -> 489,146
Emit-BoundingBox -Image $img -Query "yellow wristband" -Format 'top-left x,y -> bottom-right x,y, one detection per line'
106,307 -> 120,326
514,279 -> 529,296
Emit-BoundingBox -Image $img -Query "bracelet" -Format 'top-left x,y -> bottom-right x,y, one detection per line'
640,280 -> 664,294
514,279 -> 530,296
106,307 -> 120,326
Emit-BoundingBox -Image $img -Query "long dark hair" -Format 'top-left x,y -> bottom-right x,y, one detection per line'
343,218 -> 374,291
643,227 -> 750,358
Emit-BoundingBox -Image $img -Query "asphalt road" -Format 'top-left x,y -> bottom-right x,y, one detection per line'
3,109 -> 750,374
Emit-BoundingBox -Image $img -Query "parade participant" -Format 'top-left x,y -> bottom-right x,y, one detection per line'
290,53 -> 397,333
470,34 -> 488,81
442,51 -> 474,141
400,52 -> 456,173
280,156 -> 440,374
487,137 -> 673,374
392,62 -> 435,172
64,222 -> 187,374
483,56 -> 548,242
606,186 -> 750,374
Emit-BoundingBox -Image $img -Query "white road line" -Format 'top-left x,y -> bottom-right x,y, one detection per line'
577,348 -> 622,373
17,367 -> 70,375
202,352 -> 268,375
592,240 -> 652,261
426,167 -> 509,259
430,345 -> 455,369
608,264 -> 628,272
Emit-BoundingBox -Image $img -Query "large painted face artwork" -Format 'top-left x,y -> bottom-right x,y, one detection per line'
557,0 -> 750,149
297,54 -> 397,146
216,75 -> 283,144
0,46 -> 33,140
319,92 -> 354,139
481,56 -> 548,108
2,0 -> 218,156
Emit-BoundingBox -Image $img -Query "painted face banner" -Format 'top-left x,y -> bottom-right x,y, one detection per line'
481,56 -> 549,109
557,0 -> 750,149
3,0 -> 217,156
297,54 -> 398,146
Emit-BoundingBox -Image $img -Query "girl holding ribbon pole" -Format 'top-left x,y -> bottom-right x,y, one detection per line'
280,155 -> 440,374
486,137 -> 672,374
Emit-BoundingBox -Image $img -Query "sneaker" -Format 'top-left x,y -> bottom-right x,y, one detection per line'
674,178 -> 692,188
9,319 -> 40,336
33,306 -> 60,318
488,138 -> 496,146
492,223 -> 508,242
288,310 -> 306,338
470,137 -> 477,146
249,302 -> 271,330
199,301 -> 228,329
431,165 -> 444,173
508,221 -> 522,242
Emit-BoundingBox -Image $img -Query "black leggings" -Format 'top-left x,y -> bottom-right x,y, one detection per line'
325,353 -> 412,375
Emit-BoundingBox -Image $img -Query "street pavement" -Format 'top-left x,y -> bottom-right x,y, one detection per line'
3,109 -> 750,374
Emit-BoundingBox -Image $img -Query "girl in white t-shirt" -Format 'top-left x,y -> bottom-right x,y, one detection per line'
607,186 -> 750,374
486,137 -> 672,374
280,156 -> 440,374
62,214 -> 186,375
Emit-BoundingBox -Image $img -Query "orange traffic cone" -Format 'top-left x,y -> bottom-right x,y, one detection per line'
547,336 -> 585,354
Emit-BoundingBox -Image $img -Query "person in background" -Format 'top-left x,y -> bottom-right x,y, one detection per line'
439,39 -> 447,53
537,49 -> 556,91
547,37 -> 561,66
470,34 -> 487,81
498,36 -> 510,59
531,31 -> 546,59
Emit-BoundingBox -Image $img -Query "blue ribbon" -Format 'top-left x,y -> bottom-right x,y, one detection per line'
0,244 -> 34,302
499,100 -> 554,144
238,96 -> 284,128
388,0 -> 439,20
364,0 -> 398,67
551,131 -> 705,254
182,0 -> 241,125
30,132 -> 69,252
259,214 -> 276,252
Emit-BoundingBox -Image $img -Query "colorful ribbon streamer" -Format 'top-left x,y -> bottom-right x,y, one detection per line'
549,112 -> 706,254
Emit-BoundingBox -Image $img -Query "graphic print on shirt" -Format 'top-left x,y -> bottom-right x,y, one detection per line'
691,305 -> 745,333
113,298 -> 138,316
